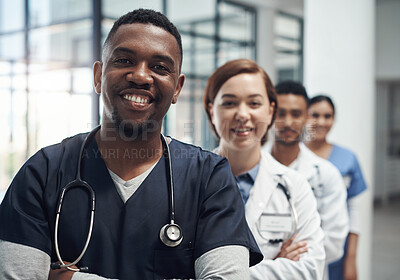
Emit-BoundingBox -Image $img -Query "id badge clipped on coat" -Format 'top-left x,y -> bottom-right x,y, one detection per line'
259,213 -> 292,233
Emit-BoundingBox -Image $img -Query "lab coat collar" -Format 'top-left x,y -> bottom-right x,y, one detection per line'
264,141 -> 317,175
288,143 -> 320,180
245,151 -> 286,227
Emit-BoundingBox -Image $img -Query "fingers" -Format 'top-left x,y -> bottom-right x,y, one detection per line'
285,241 -> 308,260
280,234 -> 297,250
277,240 -> 308,261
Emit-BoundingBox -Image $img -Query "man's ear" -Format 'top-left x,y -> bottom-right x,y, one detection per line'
93,61 -> 103,94
172,74 -> 185,104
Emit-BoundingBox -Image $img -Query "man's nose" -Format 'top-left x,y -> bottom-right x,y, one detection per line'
283,115 -> 294,126
126,63 -> 153,85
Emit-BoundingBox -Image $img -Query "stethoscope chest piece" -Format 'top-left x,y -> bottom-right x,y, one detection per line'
159,223 -> 183,247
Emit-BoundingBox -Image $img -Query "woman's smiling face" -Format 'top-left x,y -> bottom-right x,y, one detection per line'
307,100 -> 335,142
209,72 -> 274,151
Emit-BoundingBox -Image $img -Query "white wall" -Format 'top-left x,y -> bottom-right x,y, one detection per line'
256,7 -> 277,82
376,0 -> 400,80
303,1 -> 375,280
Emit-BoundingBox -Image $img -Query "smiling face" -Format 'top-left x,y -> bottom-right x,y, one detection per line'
209,73 -> 274,152
93,23 -> 185,139
307,100 -> 334,142
274,94 -> 308,145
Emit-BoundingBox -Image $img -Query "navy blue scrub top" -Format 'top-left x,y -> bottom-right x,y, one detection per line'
0,132 -> 262,279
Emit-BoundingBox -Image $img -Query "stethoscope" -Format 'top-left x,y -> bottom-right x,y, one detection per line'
257,176 -> 299,245
50,126 -> 183,272
307,165 -> 323,196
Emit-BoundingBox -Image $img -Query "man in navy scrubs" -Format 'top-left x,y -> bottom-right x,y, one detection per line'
0,9 -> 262,280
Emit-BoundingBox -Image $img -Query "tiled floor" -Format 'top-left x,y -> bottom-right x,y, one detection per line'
371,197 -> 400,280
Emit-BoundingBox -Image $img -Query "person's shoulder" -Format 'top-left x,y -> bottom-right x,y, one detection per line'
332,144 -> 352,154
10,132 -> 90,188
260,150 -> 309,186
169,138 -> 226,165
261,150 -> 287,174
301,143 -> 342,176
331,144 -> 357,161
40,131 -> 89,157
301,143 -> 333,165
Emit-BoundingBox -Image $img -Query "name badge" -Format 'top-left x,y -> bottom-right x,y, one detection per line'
259,213 -> 292,233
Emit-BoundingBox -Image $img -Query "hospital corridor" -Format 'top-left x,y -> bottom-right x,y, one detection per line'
1,0 -> 400,279
371,197 -> 400,280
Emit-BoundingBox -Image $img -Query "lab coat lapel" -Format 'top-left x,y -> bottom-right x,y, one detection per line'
245,152 -> 284,227
290,144 -> 315,181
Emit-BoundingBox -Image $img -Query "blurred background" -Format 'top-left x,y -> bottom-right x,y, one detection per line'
0,0 -> 399,279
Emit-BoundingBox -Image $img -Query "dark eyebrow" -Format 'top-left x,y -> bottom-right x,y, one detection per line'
112,47 -> 135,56
112,47 -> 176,68
220,94 -> 238,99
248,94 -> 264,98
221,93 -> 263,98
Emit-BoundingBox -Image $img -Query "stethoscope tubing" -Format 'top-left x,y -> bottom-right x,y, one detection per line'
257,176 -> 299,243
52,126 -> 99,271
54,189 -> 95,271
161,134 -> 176,225
52,126 -> 182,272
277,181 -> 299,237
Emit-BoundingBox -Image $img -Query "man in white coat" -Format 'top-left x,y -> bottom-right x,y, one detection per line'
266,80 -> 349,279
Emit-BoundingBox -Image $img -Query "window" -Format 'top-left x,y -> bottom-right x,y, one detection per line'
166,0 -> 256,149
275,12 -> 303,83
0,0 -> 93,194
0,0 -> 256,194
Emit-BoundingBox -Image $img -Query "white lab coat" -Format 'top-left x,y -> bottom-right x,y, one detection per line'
247,151 -> 325,280
288,143 -> 349,266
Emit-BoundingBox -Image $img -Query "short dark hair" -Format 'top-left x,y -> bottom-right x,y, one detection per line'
309,94 -> 336,115
103,9 -> 183,68
203,58 -> 277,145
275,80 -> 309,105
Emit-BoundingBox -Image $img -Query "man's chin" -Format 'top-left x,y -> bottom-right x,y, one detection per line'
275,136 -> 300,146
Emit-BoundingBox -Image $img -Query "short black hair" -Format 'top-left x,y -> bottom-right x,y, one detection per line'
309,94 -> 336,115
275,80 -> 309,105
103,9 -> 183,67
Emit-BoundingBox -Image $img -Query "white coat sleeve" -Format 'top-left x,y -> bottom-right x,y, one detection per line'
250,178 -> 326,280
348,193 -> 363,234
319,164 -> 349,263
0,240 -> 117,280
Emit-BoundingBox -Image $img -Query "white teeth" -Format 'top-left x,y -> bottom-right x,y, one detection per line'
235,128 -> 251,132
123,95 -> 149,104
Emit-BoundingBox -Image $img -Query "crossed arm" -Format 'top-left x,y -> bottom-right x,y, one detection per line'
0,240 -> 250,280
